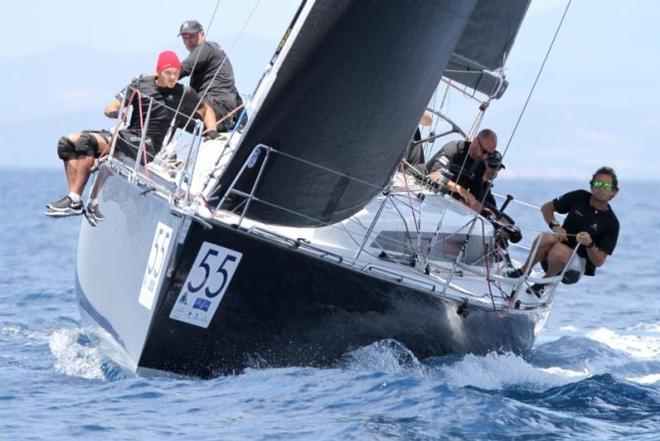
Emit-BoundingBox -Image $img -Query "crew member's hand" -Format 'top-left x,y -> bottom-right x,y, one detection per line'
551,225 -> 567,242
496,229 -> 511,241
481,206 -> 495,218
575,231 -> 593,247
428,170 -> 442,182
461,190 -> 478,210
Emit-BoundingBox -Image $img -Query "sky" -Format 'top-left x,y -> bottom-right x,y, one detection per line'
1,0 -> 658,181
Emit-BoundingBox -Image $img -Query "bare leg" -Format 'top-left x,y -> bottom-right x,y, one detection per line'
519,232 -> 558,273
89,165 -> 111,201
68,133 -> 109,196
71,156 -> 96,195
546,242 -> 573,276
64,161 -> 75,191
62,133 -> 81,192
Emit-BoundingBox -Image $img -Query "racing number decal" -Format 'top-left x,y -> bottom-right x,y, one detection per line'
170,242 -> 243,328
139,222 -> 173,310
185,249 -> 238,298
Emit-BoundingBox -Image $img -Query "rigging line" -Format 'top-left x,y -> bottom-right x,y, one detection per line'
440,78 -> 481,104
470,1 -> 572,214
478,217 -> 505,317
186,0 -> 263,129
491,191 -> 540,210
501,0 -> 572,158
273,149 -> 386,191
400,170 -> 420,234
388,195 -> 417,252
170,0 -> 260,143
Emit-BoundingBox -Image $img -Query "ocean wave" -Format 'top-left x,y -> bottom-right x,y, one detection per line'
531,336 -> 628,370
431,351 -> 587,391
505,374 -> 660,423
342,341 -> 590,391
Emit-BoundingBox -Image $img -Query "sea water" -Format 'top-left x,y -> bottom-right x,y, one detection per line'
1,169 -> 658,440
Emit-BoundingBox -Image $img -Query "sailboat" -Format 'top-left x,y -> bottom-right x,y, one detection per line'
76,0 -> 570,378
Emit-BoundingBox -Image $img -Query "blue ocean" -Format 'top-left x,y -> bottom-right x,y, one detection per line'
1,169 -> 659,440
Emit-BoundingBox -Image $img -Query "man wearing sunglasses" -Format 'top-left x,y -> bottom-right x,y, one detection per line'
425,129 -> 497,207
509,166 -> 620,291
468,150 -> 505,211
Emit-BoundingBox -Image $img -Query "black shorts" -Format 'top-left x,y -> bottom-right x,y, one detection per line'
113,130 -> 156,161
82,130 -> 111,157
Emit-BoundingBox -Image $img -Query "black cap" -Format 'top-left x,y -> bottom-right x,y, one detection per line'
486,150 -> 505,169
178,20 -> 204,35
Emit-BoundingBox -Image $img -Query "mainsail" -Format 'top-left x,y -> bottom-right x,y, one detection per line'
211,0 -> 478,227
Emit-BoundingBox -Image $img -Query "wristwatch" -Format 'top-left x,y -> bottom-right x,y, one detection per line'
548,220 -> 561,229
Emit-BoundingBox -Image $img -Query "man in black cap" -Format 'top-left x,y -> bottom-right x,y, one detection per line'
178,20 -> 244,131
469,150 -> 505,211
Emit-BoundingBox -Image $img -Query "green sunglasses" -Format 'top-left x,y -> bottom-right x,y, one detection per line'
592,180 -> 615,191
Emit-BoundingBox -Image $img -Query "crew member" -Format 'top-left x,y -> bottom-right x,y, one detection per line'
46,51 -> 217,218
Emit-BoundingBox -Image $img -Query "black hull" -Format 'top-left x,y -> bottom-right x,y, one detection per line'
77,168 -> 545,378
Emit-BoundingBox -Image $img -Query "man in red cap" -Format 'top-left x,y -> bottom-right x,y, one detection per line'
46,50 -> 217,220
178,20 -> 243,131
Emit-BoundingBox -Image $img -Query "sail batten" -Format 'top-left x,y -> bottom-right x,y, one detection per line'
212,0 -> 478,227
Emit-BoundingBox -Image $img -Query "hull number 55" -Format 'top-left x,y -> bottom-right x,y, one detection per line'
170,242 -> 243,328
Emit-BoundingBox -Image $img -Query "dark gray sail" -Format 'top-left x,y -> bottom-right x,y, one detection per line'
444,0 -> 530,98
213,0 -> 477,227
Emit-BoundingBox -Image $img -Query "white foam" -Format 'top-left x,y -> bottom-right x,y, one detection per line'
2,324 -> 23,335
543,366 -> 591,378
48,328 -> 105,380
586,327 -> 660,360
439,352 -> 589,390
343,340 -> 423,374
627,374 -> 660,385
2,324 -> 50,345
559,325 -> 579,332
630,323 -> 660,333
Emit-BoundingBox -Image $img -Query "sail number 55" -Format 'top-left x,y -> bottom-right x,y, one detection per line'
139,222 -> 173,310
170,242 -> 243,328
187,249 -> 238,298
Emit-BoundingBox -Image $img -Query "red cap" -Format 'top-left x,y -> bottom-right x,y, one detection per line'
156,50 -> 181,73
